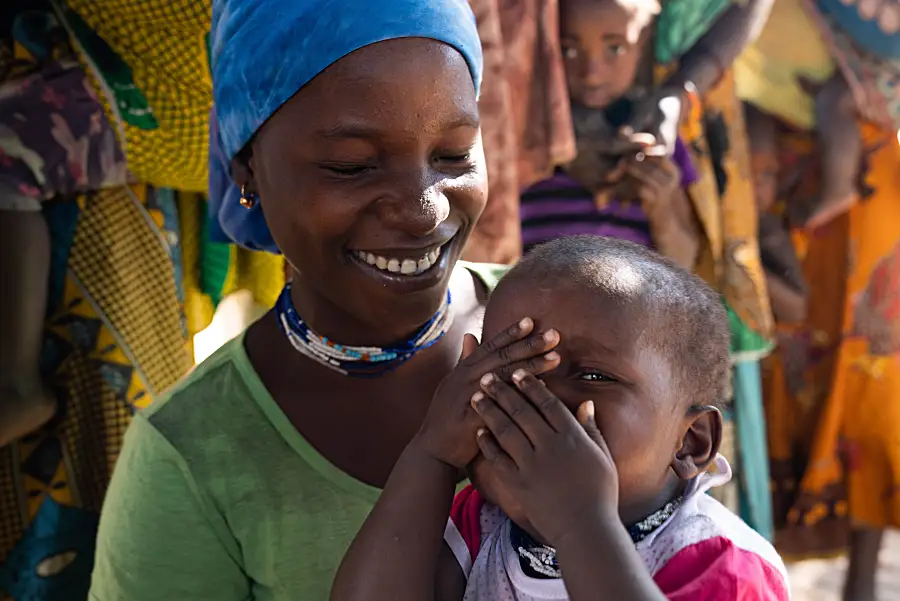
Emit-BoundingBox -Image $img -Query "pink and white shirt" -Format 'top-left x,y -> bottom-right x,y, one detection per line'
443,457 -> 790,600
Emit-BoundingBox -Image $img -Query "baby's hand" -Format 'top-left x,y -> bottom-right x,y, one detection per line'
473,370 -> 619,546
414,320 -> 560,470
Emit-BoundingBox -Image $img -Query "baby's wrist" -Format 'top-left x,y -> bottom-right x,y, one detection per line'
549,507 -> 623,551
407,434 -> 464,474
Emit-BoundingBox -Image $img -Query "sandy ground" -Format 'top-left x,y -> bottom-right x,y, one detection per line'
788,530 -> 900,601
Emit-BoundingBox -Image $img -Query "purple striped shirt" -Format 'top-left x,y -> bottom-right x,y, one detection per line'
520,137 -> 697,250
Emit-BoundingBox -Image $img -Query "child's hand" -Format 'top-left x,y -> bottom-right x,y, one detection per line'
624,151 -> 681,217
622,87 -> 684,154
414,320 -> 560,470
472,370 -> 619,546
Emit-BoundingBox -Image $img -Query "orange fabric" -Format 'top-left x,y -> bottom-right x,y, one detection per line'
764,125 -> 900,558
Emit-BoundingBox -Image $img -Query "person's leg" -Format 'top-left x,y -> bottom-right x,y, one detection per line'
804,74 -> 861,230
0,201 -> 57,447
844,527 -> 884,601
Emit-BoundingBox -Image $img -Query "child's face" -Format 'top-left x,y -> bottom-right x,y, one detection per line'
470,277 -> 697,537
561,0 -> 649,109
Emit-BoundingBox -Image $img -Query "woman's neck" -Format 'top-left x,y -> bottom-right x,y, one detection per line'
287,267 -> 473,348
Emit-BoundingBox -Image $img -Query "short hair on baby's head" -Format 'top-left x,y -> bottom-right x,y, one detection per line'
503,235 -> 731,409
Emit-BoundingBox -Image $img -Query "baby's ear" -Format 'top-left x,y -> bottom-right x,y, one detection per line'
671,406 -> 722,481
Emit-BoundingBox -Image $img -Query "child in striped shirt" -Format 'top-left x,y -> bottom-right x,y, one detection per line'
521,0 -> 700,270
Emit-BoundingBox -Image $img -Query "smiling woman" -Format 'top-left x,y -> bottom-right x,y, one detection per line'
86,1 -> 525,600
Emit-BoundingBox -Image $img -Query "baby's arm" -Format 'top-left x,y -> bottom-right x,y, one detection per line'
329,442 -> 465,601
330,322 -> 561,601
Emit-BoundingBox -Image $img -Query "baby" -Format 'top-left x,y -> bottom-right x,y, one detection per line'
522,0 -> 699,271
331,236 -> 789,601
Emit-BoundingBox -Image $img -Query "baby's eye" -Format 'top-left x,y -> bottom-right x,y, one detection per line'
607,44 -> 627,57
563,46 -> 579,60
578,371 -> 616,383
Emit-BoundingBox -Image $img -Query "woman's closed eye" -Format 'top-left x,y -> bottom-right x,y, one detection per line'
319,162 -> 375,178
437,152 -> 471,164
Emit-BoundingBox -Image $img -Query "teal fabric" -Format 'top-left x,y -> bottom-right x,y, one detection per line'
654,0 -> 733,63
733,360 -> 774,541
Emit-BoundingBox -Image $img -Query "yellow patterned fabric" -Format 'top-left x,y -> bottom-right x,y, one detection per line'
230,249 -> 286,310
0,186 -> 191,601
59,0 -> 286,316
656,67 -> 775,357
60,0 -> 212,192
733,0 -> 836,130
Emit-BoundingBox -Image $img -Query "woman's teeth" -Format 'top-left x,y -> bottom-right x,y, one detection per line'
354,247 -> 442,276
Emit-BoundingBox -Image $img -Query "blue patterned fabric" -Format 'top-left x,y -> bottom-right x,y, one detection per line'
208,0 -> 483,252
818,0 -> 900,60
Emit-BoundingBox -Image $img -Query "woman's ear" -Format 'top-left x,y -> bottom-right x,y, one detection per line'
671,406 -> 723,480
230,146 -> 256,192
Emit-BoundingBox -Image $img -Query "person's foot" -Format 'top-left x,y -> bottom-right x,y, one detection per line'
804,187 -> 860,231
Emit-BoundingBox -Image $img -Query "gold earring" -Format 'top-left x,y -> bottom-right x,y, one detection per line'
239,184 -> 256,208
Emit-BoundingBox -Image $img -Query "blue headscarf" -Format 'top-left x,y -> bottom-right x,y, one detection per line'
208,0 -> 483,252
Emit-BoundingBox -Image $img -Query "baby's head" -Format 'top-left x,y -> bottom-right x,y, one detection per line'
471,236 -> 729,537
561,0 -> 660,109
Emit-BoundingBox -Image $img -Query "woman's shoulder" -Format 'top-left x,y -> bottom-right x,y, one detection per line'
139,332 -> 272,459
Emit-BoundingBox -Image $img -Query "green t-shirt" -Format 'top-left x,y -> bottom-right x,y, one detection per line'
89,264 -> 507,601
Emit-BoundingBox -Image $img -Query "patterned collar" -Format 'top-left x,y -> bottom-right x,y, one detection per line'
510,496 -> 684,580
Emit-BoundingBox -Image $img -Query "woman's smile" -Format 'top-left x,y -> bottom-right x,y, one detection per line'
347,231 -> 459,294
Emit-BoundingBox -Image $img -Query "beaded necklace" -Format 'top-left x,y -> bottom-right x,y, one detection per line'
510,495 -> 684,579
274,282 -> 452,377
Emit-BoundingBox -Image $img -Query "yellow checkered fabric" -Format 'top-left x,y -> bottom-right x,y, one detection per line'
63,0 -> 212,192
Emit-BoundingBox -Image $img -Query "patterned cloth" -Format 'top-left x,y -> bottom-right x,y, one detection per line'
444,457 -> 789,600
762,124 -> 900,558
0,8 -> 191,600
57,0 -> 212,192
735,0 -> 899,132
654,0 -> 734,64
735,0 -> 900,559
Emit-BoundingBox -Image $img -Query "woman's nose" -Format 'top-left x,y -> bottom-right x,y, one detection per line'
375,167 -> 451,236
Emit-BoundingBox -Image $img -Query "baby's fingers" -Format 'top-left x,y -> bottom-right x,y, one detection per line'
468,326 -> 561,380
577,401 -> 610,455
476,429 -> 518,477
472,391 -> 532,464
463,318 -> 534,366
512,370 -> 577,434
